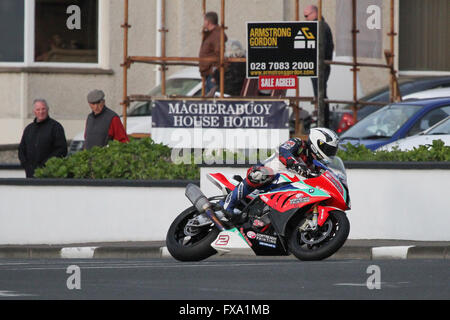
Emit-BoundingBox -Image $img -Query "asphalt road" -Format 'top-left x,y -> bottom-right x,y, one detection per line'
0,258 -> 448,300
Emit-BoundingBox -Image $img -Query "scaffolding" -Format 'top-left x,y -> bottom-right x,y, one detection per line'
120,0 -> 401,136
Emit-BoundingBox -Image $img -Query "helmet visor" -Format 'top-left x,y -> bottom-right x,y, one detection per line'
318,141 -> 338,157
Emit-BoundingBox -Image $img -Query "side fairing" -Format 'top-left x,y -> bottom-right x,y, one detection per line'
259,182 -> 330,213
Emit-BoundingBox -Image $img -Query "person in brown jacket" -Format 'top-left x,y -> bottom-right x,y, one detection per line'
199,11 -> 227,96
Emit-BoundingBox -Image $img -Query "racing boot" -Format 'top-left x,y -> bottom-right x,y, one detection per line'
219,181 -> 253,224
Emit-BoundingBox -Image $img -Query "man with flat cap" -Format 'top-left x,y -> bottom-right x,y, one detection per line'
84,89 -> 129,150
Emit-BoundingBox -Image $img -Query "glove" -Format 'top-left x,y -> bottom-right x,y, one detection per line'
293,162 -> 308,176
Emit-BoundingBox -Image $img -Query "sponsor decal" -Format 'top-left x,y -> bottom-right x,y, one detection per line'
256,233 -> 277,244
324,172 -> 344,194
240,228 -> 253,247
214,235 -> 230,246
281,140 -> 295,149
289,195 -> 310,205
253,219 -> 265,228
258,241 -> 277,249
246,231 -> 257,239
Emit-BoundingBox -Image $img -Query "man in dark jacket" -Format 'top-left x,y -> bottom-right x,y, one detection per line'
18,99 -> 67,178
304,5 -> 334,127
84,89 -> 129,150
199,11 -> 227,96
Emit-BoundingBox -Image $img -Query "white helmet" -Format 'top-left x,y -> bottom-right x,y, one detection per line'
308,128 -> 339,161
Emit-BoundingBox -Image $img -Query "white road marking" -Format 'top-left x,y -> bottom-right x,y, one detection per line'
334,281 -> 411,288
0,290 -> 36,297
334,283 -> 367,287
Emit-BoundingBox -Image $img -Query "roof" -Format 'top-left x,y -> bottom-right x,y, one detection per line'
403,87 -> 450,100
392,96 -> 450,107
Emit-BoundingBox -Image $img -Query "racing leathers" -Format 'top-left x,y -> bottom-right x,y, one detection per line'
222,137 -> 317,220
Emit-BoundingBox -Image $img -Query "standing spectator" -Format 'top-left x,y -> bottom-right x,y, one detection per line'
84,89 -> 129,150
213,39 -> 247,96
199,11 -> 227,96
304,4 -> 334,127
18,99 -> 67,178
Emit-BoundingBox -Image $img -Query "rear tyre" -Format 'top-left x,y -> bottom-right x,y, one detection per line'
166,206 -> 220,262
288,211 -> 350,261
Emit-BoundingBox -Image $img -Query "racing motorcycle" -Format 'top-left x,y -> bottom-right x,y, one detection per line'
166,157 -> 351,261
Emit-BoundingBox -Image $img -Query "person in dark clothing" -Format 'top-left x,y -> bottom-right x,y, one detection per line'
213,39 -> 246,96
304,4 -> 334,127
84,89 -> 129,150
18,99 -> 67,178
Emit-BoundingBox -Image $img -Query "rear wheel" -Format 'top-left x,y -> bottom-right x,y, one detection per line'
288,211 -> 350,261
166,206 -> 220,261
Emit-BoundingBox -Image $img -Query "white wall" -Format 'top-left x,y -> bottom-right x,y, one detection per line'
0,184 -> 191,245
200,167 -> 450,241
0,169 -> 25,178
0,167 -> 449,245
345,169 -> 450,241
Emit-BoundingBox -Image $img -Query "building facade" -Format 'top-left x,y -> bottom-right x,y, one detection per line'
0,0 -> 448,144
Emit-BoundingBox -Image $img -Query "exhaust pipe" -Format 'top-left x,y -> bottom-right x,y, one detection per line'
185,183 -> 211,213
185,184 -> 225,231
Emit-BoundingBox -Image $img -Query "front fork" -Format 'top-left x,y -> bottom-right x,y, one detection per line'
299,204 -> 333,231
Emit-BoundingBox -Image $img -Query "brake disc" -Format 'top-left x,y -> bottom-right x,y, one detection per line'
300,220 -> 333,245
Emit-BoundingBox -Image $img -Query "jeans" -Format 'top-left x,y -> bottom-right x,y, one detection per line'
205,75 -> 216,94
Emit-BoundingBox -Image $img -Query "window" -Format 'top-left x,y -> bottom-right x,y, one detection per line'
426,117 -> 450,135
407,106 -> 450,136
341,104 -> 422,139
0,0 -> 99,66
129,102 -> 151,117
148,78 -> 202,97
399,0 -> 450,72
35,0 -> 98,63
0,0 -> 24,62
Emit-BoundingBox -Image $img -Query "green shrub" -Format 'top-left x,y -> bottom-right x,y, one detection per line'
35,138 -> 449,180
34,138 -> 199,180
338,139 -> 450,162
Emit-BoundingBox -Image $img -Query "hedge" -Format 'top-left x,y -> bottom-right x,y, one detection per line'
34,138 -> 449,179
34,138 -> 199,180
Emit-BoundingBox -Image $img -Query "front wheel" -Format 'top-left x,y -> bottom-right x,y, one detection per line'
288,211 -> 350,261
166,206 -> 220,262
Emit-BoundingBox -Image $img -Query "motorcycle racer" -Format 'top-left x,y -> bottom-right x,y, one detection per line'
221,128 -> 339,222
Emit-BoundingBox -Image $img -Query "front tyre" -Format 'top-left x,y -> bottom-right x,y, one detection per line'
288,210 -> 350,261
166,206 -> 220,262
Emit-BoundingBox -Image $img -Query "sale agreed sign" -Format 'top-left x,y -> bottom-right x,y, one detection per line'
247,21 -> 318,78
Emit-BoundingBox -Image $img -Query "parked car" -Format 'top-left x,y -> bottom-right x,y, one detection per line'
377,116 -> 450,151
338,97 -> 450,151
69,67 -> 205,154
330,76 -> 450,134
